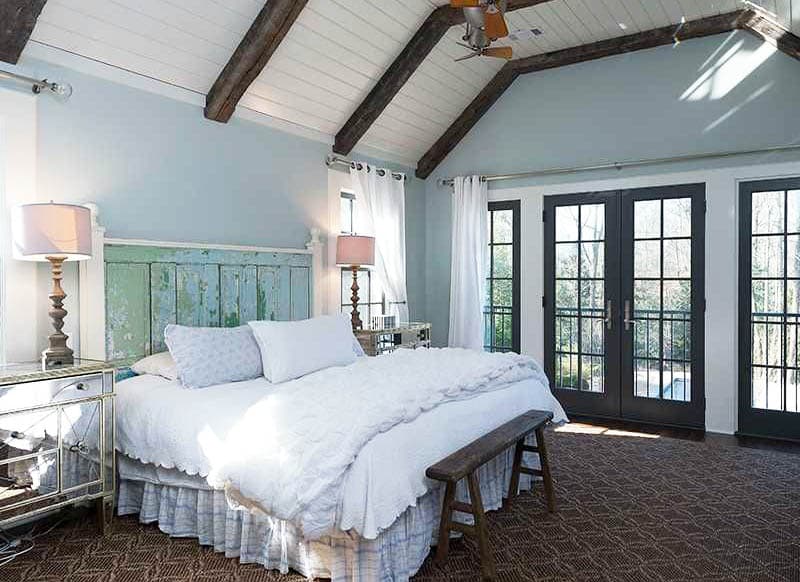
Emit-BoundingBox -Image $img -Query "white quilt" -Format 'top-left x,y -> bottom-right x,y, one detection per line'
116,348 -> 566,540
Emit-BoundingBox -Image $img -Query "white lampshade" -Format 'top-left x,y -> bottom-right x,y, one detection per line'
12,203 -> 92,261
336,235 -> 375,267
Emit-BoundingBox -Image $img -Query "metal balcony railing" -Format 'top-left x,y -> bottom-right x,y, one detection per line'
484,306 -> 514,352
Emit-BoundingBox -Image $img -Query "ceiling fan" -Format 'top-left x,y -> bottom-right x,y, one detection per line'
450,0 -> 513,62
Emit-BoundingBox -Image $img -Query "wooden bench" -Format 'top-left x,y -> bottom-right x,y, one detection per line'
425,409 -> 555,580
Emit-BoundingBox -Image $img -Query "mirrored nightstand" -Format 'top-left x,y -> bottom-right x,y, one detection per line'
355,322 -> 432,356
0,359 -> 115,534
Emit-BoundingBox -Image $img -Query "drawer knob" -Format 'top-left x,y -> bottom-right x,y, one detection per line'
75,383 -> 86,391
68,441 -> 88,454
10,431 -> 24,439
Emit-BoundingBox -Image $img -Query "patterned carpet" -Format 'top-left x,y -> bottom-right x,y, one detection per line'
1,426 -> 798,582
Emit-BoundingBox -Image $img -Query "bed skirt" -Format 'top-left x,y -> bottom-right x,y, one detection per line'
117,446 -> 536,581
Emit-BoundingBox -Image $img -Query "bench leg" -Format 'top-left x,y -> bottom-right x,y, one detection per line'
507,439 -> 524,501
467,472 -> 496,581
535,426 -> 556,513
435,481 -> 456,564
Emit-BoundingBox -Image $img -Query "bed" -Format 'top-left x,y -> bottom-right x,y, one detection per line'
77,219 -> 567,581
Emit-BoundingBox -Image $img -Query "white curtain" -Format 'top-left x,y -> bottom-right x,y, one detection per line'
350,163 -> 409,323
448,175 -> 488,350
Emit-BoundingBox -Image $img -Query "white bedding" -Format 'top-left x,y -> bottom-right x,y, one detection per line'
116,348 -> 566,540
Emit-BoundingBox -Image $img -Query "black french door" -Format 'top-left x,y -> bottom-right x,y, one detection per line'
544,184 -> 706,428
544,192 -> 621,418
739,178 -> 800,441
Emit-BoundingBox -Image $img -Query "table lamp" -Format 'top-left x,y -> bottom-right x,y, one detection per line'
336,235 -> 375,330
12,203 -> 92,368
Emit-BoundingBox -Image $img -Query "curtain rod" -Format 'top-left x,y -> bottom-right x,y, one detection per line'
436,144 -> 800,187
325,154 -> 406,181
0,69 -> 72,97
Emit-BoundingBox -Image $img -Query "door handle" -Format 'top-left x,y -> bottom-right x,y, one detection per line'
624,299 -> 636,331
604,300 -> 612,330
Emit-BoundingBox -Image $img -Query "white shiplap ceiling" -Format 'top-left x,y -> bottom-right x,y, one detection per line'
23,0 -> 791,165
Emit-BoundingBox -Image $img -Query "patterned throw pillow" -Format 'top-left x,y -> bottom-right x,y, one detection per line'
164,324 -> 263,389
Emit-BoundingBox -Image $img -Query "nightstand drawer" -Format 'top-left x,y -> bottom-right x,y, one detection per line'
0,374 -> 105,413
0,408 -> 58,462
0,450 -> 59,515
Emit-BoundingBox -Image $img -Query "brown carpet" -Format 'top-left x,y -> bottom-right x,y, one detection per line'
1,426 -> 798,582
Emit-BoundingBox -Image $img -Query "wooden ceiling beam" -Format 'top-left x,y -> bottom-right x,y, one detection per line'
416,10 -> 751,179
0,0 -> 48,65
416,63 -> 517,180
205,0 -> 308,123
512,10 -> 748,76
739,10 -> 800,62
333,0 -> 556,157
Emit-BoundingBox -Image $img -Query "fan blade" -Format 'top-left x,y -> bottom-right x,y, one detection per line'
454,52 -> 479,62
450,0 -> 481,6
483,6 -> 509,39
482,46 -> 512,59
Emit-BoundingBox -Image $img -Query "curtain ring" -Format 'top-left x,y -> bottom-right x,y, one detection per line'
377,169 -> 386,177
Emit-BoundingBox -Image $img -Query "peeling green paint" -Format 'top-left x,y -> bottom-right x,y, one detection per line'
105,245 -> 311,359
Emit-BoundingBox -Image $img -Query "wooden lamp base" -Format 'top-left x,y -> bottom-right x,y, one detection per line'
349,265 -> 363,331
42,256 -> 74,369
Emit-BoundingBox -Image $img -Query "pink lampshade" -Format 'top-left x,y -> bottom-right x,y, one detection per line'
12,203 -> 92,261
336,235 -> 375,267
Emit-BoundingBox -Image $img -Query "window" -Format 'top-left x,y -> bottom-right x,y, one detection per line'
739,178 -> 800,441
340,191 -> 355,235
485,201 -> 520,352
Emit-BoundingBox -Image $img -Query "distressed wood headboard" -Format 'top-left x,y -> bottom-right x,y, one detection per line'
78,207 -> 324,361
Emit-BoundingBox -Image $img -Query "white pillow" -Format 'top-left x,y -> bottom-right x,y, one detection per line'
248,314 -> 357,383
131,351 -> 178,380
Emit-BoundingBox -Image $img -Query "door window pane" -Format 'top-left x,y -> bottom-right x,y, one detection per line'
493,210 -> 513,243
787,235 -> 800,277
634,241 -> 661,278
580,204 -> 605,241
634,199 -> 660,238
553,203 -> 606,393
492,279 -> 512,307
747,187 -> 800,414
580,280 -> 604,310
580,242 -> 604,278
555,206 -> 579,241
634,280 -> 661,311
492,245 -> 512,278
556,280 -> 578,309
752,191 -> 784,234
555,244 -> 578,278
663,280 -> 691,312
485,202 -> 519,352
632,198 -> 693,402
752,236 -> 784,277
663,239 -> 691,278
663,198 -> 692,237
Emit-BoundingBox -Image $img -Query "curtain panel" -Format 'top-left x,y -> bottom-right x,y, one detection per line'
449,175 -> 488,350
350,164 -> 409,323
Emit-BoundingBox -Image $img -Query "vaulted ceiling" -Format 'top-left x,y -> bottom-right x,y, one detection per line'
7,0 -> 800,175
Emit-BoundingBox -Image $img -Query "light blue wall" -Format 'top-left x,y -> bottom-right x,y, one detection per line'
425,31 -> 800,346
11,58 -> 427,319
